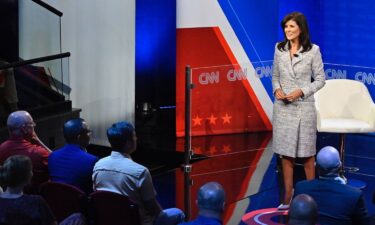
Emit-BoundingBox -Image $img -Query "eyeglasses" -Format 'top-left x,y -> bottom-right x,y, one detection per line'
81,129 -> 92,135
22,122 -> 36,128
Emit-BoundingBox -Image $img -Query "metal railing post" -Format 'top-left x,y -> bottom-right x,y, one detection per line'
183,65 -> 193,220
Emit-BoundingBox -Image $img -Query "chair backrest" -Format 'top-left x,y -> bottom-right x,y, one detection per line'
39,181 -> 87,222
89,190 -> 141,225
315,79 -> 374,121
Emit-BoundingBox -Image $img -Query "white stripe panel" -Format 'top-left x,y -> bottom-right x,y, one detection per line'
226,141 -> 274,225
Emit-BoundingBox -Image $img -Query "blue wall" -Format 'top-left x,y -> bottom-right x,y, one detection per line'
136,0 -> 176,107
279,0 -> 375,100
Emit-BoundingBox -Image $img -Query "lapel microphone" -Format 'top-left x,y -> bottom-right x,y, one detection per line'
293,53 -> 299,57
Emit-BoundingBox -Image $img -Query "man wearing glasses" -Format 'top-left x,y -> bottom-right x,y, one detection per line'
0,110 -> 51,191
48,118 -> 98,193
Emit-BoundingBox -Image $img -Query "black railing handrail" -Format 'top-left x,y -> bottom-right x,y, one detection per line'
0,52 -> 70,70
31,0 -> 63,17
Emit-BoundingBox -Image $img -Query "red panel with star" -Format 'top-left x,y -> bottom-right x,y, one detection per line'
176,27 -> 272,137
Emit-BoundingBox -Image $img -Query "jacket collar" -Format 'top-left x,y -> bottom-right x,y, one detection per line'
280,42 -> 304,77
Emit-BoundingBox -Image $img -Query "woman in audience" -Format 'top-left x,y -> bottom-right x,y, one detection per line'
0,155 -> 57,225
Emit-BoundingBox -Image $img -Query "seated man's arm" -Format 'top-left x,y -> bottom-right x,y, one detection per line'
143,198 -> 162,216
139,169 -> 162,216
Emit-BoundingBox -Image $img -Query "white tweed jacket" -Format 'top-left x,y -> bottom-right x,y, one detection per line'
272,43 -> 325,158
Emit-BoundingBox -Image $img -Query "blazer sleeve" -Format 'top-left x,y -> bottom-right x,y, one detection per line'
300,45 -> 326,99
272,44 -> 281,94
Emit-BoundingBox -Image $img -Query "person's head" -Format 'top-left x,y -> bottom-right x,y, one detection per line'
316,146 -> 341,176
278,12 -> 312,53
7,110 -> 35,140
197,182 -> 226,219
288,194 -> 318,225
0,155 -> 33,188
107,121 -> 136,154
63,118 -> 91,148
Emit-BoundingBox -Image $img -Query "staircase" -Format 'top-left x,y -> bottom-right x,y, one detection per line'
0,1 -> 80,149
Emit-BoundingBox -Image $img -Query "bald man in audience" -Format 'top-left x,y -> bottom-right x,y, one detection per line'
294,146 -> 370,225
288,194 -> 318,225
179,182 -> 225,225
0,111 -> 51,189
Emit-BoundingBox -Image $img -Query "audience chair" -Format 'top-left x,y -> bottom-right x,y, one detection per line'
39,181 -> 87,222
315,79 -> 375,180
89,190 -> 141,225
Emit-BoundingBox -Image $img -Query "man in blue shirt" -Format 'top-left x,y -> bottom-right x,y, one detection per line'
48,118 -> 98,193
179,182 -> 225,225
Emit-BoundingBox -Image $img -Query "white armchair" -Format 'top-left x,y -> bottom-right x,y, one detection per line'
315,79 -> 375,175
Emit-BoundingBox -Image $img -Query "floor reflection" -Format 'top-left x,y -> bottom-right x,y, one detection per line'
151,132 -> 375,225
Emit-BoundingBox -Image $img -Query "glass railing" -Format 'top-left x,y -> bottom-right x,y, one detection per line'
189,62 -> 273,138
0,53 -> 70,116
19,0 -> 63,59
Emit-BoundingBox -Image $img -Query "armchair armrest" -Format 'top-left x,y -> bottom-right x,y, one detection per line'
367,104 -> 375,129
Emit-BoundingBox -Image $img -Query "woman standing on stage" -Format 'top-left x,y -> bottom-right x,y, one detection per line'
272,12 -> 325,209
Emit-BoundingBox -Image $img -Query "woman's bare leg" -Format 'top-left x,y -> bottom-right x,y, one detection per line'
304,156 -> 315,180
281,156 -> 295,204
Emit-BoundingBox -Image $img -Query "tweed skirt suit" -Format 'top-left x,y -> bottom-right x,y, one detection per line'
272,43 -> 325,158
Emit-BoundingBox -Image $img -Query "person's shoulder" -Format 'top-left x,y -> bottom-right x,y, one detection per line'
0,139 -> 10,148
95,155 -> 111,164
0,141 -> 11,156
22,194 -> 45,203
85,151 -> 99,162
30,142 -> 50,154
127,160 -> 149,175
310,43 -> 321,52
74,147 -> 98,160
49,147 -> 64,157
340,183 -> 363,195
295,179 -> 317,189
274,42 -> 282,50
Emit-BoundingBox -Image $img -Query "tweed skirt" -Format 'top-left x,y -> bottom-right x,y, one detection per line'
272,100 -> 317,158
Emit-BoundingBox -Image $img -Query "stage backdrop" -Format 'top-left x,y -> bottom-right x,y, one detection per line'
176,0 -> 278,137
177,0 -> 375,138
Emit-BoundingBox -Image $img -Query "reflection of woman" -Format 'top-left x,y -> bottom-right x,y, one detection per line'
272,12 -> 325,209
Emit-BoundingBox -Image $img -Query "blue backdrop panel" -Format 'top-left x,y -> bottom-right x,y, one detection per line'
136,0 -> 176,107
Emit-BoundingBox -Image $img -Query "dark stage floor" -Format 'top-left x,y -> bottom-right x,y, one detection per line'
134,131 -> 375,225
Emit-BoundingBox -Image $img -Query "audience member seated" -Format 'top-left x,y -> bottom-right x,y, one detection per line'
0,111 -> 51,191
179,182 -> 225,225
288,194 -> 317,225
92,121 -> 184,225
0,155 -> 56,224
49,118 -> 98,193
0,155 -> 86,225
294,146 -> 371,225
